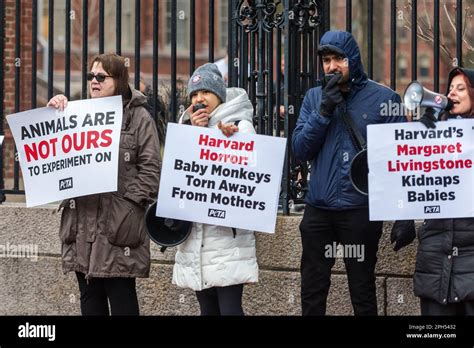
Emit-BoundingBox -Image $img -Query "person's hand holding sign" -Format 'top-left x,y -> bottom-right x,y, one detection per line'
47,94 -> 68,111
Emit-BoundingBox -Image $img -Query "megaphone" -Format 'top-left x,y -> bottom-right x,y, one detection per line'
145,201 -> 192,252
404,81 -> 453,111
349,149 -> 368,196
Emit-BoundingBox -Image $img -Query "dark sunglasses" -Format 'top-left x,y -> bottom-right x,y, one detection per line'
86,72 -> 113,83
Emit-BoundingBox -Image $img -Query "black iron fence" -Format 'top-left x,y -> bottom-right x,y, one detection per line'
0,0 -> 470,213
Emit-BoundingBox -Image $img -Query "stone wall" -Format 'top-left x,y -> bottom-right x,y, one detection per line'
0,203 -> 420,315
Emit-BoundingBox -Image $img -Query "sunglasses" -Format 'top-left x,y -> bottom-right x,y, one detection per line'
86,72 -> 113,83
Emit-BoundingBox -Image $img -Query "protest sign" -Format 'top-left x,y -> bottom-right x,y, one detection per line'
368,119 -> 474,220
6,96 -> 123,207
156,123 -> 287,233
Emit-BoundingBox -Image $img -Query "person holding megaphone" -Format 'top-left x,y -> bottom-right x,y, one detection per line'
392,67 -> 474,315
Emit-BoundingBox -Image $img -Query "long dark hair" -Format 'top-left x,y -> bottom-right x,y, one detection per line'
444,70 -> 474,119
89,53 -> 132,101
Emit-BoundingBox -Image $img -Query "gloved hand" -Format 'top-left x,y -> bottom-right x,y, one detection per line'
390,220 -> 416,252
419,107 -> 437,129
320,74 -> 344,117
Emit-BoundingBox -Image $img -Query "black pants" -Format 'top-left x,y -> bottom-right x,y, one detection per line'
76,272 -> 139,316
299,205 -> 383,316
420,297 -> 474,315
195,284 -> 244,316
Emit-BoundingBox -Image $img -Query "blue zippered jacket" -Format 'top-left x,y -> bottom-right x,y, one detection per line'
292,31 -> 405,210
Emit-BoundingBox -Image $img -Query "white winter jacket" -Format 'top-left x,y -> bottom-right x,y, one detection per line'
173,88 -> 259,291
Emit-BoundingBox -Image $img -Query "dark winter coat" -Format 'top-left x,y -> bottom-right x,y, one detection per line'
414,218 -> 474,304
414,67 -> 474,304
292,30 -> 405,210
59,87 -> 161,279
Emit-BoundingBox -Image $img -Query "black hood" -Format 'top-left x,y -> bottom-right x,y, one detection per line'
318,30 -> 367,90
446,67 -> 474,95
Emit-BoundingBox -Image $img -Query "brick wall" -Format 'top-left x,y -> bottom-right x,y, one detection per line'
1,0 -> 219,187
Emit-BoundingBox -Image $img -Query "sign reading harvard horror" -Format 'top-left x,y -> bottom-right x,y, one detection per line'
368,119 -> 474,220
6,96 -> 123,207
156,123 -> 287,233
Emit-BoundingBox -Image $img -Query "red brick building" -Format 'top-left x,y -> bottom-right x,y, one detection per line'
2,0 -> 229,184
330,0 -> 472,96
2,0 -> 472,188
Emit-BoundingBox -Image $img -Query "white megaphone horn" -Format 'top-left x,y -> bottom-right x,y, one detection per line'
403,81 -> 453,111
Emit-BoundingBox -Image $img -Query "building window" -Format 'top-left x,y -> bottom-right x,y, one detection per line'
165,0 -> 190,50
39,0 -> 67,45
122,1 -> 135,50
398,56 -> 408,78
103,1 -> 117,52
419,55 -> 430,78
219,0 -> 229,51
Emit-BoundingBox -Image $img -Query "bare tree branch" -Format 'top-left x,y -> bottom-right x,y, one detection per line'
444,1 -> 457,33
422,0 -> 432,31
401,0 -> 474,66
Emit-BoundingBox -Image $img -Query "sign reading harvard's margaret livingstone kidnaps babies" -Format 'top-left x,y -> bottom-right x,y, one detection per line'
156,123 -> 287,233
368,119 -> 474,220
6,96 -> 123,207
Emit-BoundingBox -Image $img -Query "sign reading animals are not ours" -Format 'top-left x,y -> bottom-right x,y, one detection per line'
6,96 -> 123,207
156,123 -> 287,233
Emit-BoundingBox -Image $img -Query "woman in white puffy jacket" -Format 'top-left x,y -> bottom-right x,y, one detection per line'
173,63 -> 259,315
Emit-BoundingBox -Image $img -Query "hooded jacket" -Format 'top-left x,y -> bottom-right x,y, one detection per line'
414,67 -> 474,305
59,87 -> 161,279
173,87 -> 259,291
292,31 -> 405,210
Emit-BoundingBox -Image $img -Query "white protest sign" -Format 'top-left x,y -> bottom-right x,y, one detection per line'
368,119 -> 474,220
156,123 -> 287,233
6,96 -> 123,207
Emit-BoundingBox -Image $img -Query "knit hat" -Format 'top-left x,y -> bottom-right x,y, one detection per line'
187,63 -> 226,103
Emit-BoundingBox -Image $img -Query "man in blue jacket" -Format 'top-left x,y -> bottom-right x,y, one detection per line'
292,30 -> 405,315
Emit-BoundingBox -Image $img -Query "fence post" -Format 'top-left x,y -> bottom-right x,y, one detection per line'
0,0 -> 5,203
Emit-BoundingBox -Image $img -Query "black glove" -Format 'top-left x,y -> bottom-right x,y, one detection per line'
390,220 -> 416,252
320,74 -> 344,117
419,107 -> 437,129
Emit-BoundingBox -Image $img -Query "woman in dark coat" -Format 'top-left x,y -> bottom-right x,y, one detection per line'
392,67 -> 474,315
47,53 -> 161,316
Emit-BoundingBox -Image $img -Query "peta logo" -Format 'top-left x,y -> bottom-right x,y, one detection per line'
18,322 -> 56,341
208,208 -> 226,219
424,205 -> 440,214
59,177 -> 73,191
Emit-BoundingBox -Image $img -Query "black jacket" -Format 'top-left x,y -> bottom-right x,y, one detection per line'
414,218 -> 474,304
414,66 -> 474,304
